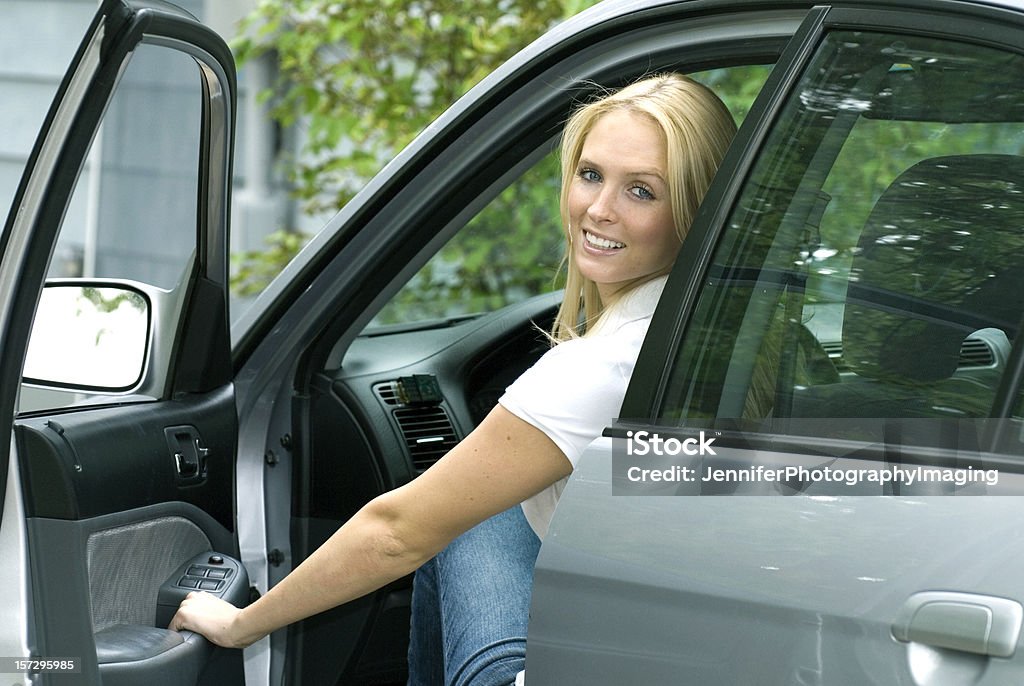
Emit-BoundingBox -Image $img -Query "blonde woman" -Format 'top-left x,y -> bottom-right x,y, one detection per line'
172,73 -> 736,685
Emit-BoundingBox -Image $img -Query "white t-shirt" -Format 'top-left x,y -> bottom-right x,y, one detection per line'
498,276 -> 667,539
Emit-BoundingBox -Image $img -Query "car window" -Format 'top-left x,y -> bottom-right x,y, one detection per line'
366,64 -> 774,329
659,31 -> 1024,451
370,151 -> 564,327
18,44 -> 203,412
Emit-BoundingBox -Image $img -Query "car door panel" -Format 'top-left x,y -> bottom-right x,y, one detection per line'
27,504 -> 245,685
17,391 -> 240,677
535,445 -> 1024,683
1,1 -> 241,684
16,387 -> 235,523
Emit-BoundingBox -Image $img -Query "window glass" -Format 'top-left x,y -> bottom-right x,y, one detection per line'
371,152 -> 564,327
19,44 -> 202,412
49,45 -> 200,286
367,65 -> 774,329
659,32 -> 1024,451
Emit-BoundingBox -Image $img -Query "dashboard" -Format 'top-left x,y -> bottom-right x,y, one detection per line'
305,291 -> 561,520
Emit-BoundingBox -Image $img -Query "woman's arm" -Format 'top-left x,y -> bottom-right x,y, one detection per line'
169,404 -> 573,648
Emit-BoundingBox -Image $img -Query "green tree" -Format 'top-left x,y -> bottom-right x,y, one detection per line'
231,0 -> 599,298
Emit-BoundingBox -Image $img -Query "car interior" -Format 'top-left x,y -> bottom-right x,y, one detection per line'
791,153 -> 1024,419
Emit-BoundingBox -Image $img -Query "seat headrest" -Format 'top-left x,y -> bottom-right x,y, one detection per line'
842,154 -> 1024,383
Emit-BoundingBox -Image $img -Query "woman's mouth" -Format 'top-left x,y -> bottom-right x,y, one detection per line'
583,230 -> 625,251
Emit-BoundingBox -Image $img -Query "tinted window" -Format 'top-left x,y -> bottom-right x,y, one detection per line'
659,32 -> 1024,449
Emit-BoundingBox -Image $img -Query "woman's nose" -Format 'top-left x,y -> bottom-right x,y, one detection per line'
587,186 -> 617,223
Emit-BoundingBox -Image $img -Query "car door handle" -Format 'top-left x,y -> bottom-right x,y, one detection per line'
892,591 -> 1023,658
164,425 -> 209,481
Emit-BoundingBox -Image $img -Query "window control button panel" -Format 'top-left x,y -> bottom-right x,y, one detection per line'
179,564 -> 235,589
156,551 -> 249,628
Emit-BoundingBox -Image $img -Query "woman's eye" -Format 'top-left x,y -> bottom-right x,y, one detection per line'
578,168 -> 601,183
630,184 -> 655,200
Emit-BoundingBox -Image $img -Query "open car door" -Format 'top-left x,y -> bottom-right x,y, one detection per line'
0,1 -> 244,684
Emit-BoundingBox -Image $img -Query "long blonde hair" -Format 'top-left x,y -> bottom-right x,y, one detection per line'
551,74 -> 737,342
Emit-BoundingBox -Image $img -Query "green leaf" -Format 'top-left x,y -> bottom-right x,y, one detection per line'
229,0 -> 601,302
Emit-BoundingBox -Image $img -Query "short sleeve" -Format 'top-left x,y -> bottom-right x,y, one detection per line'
498,321 -> 647,467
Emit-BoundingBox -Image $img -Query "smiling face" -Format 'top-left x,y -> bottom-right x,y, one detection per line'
568,109 -> 680,301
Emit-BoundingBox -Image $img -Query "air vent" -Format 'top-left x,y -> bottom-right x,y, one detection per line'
393,406 -> 458,471
821,341 -> 846,371
821,341 -> 843,359
818,337 -> 994,371
958,337 -> 995,368
375,382 -> 401,406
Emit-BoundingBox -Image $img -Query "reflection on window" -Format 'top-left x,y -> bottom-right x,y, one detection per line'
660,31 -> 1024,452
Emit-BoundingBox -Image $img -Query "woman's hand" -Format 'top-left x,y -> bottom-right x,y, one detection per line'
169,591 -> 258,649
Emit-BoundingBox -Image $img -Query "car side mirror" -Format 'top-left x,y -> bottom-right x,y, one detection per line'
23,283 -> 149,390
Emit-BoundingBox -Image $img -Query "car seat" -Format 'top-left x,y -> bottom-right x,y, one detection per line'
792,153 -> 1024,419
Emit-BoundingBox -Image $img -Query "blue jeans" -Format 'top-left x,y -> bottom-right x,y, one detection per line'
407,505 -> 541,686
